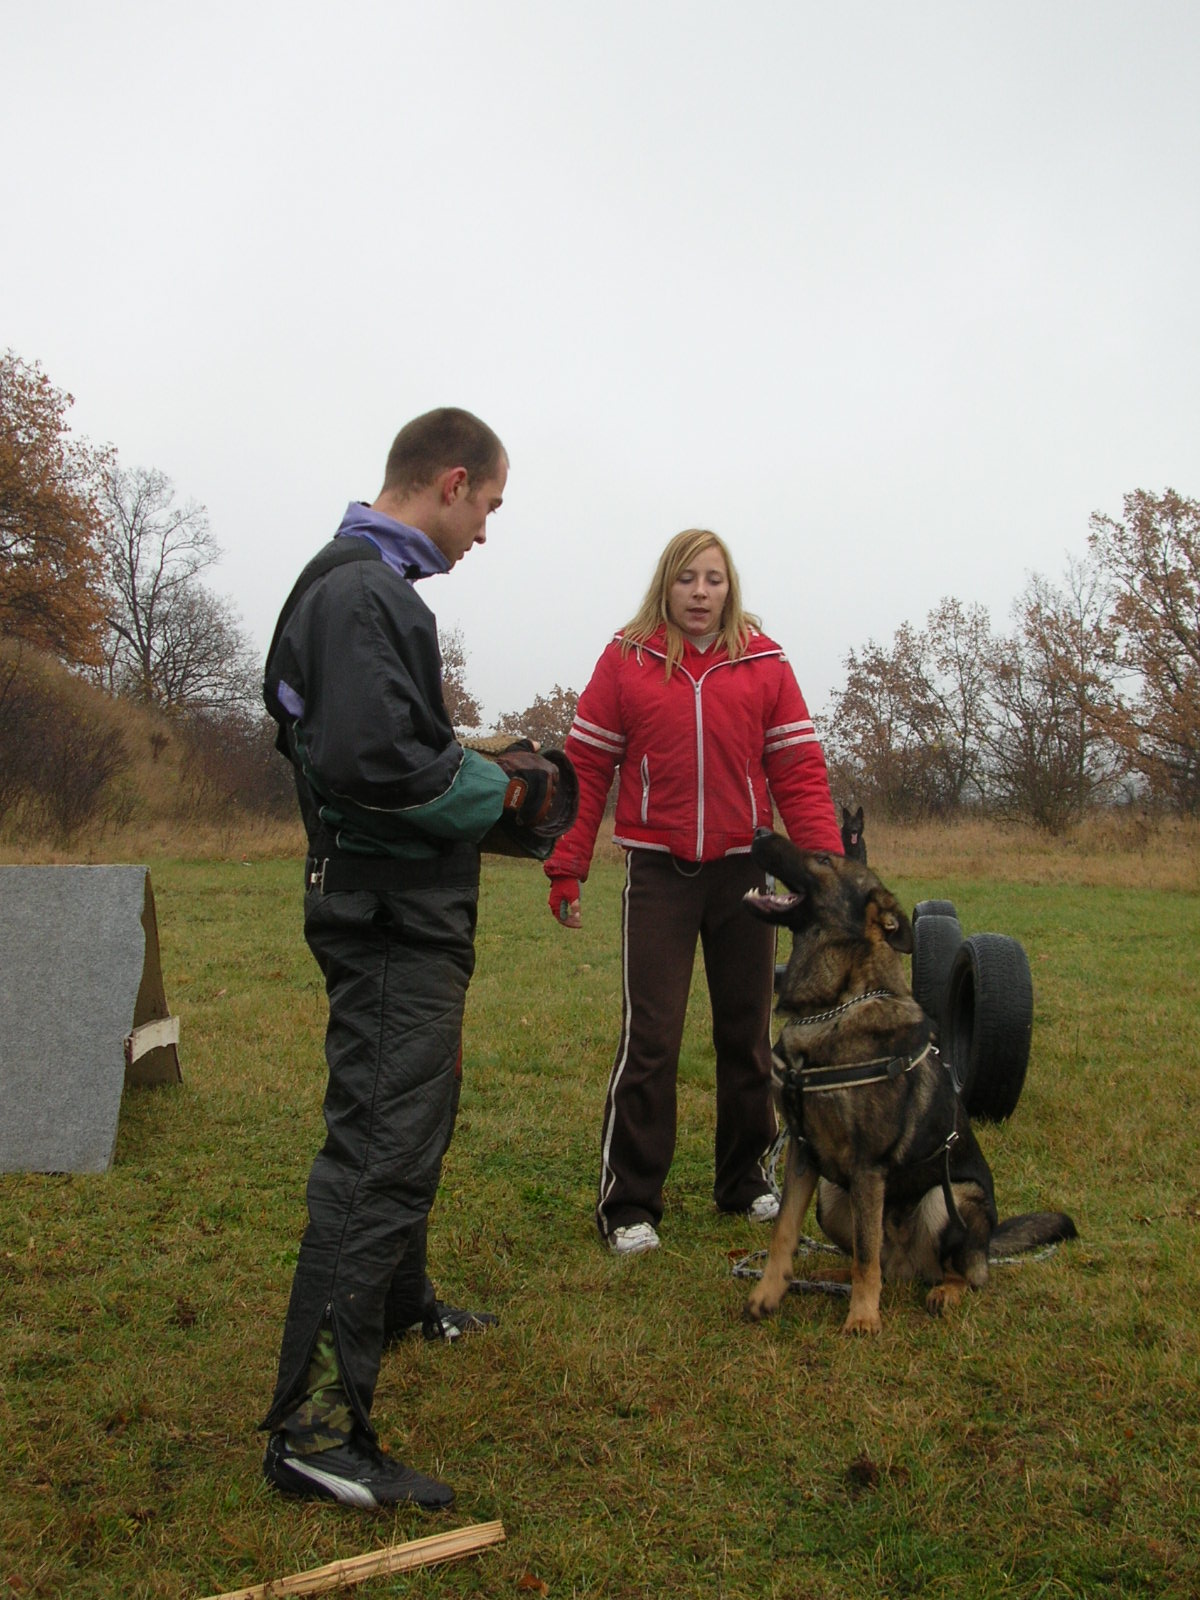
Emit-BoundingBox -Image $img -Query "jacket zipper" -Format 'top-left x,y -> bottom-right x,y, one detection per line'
693,678 -> 704,857
634,645 -> 778,860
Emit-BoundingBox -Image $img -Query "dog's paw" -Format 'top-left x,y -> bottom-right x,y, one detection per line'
743,1289 -> 780,1323
925,1281 -> 966,1317
840,1310 -> 882,1336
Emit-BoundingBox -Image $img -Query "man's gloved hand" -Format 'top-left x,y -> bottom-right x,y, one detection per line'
494,749 -> 560,828
466,738 -> 580,859
548,877 -> 582,929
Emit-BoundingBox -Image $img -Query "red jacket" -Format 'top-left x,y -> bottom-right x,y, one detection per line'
546,626 -> 842,880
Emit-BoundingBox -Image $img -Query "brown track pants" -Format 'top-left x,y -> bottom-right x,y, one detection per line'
596,849 -> 778,1237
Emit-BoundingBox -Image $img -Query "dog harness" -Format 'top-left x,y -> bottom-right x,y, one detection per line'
770,990 -> 935,1095
772,993 -> 970,1243
772,1038 -> 935,1095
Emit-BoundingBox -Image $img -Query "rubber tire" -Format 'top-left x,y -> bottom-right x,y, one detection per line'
913,898 -> 958,923
910,913 -> 964,1027
942,933 -> 1034,1122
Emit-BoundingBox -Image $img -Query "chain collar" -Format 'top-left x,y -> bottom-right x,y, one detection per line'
774,988 -> 895,1026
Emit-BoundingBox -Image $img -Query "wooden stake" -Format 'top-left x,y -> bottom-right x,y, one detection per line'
197,1520 -> 506,1599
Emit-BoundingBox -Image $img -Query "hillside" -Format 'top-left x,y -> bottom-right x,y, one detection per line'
0,642 -> 301,862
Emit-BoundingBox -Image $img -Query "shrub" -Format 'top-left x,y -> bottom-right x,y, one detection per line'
177,708 -> 296,821
0,646 -> 130,841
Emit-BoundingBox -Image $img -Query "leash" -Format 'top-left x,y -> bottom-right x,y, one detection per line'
937,1127 -> 968,1240
728,1238 -> 1065,1289
731,1241 -> 852,1299
762,1125 -> 789,1200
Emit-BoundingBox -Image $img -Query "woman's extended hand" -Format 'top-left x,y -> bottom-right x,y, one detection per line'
548,877 -> 582,929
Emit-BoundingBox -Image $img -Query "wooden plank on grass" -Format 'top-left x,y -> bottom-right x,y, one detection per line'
196,1519 -> 506,1599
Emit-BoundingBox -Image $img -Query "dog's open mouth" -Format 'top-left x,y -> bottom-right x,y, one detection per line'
743,886 -> 802,919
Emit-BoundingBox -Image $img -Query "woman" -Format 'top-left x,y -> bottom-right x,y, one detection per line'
546,529 -> 843,1255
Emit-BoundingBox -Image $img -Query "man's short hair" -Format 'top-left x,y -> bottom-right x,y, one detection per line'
382,408 -> 507,494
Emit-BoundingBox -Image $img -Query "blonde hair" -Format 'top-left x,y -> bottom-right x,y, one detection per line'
621,529 -> 760,677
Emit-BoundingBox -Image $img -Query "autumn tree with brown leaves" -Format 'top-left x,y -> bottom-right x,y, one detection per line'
497,683 -> 579,748
0,351 -> 110,663
821,625 -> 934,819
1088,489 -> 1200,812
822,604 -> 992,820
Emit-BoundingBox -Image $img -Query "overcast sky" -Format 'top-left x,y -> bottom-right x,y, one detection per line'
5,1 -> 1198,722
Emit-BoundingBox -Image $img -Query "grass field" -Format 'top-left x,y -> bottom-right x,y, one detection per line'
2,824 -> 1198,1598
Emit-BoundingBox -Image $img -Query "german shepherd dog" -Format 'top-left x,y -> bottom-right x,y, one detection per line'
743,831 -> 1075,1334
840,805 -> 867,863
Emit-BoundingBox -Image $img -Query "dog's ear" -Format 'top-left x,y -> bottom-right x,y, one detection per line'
867,888 -> 913,953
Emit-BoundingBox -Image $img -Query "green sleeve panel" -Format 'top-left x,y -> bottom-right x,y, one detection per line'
318,746 -> 508,846
296,720 -> 509,853
386,748 -> 509,842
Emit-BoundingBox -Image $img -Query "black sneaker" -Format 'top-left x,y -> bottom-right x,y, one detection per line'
411,1301 -> 499,1343
263,1431 -> 454,1509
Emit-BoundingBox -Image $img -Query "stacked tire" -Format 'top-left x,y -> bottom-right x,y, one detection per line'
910,900 -> 1033,1123
910,901 -> 963,1031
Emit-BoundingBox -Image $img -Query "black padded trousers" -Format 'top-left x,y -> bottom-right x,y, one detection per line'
262,875 -> 477,1442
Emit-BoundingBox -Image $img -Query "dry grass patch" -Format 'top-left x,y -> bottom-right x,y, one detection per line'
868,812 -> 1200,892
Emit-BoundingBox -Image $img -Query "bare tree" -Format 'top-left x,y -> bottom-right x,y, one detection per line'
922,597 -> 993,811
439,625 -> 482,727
153,583 -> 258,713
94,464 -> 255,714
985,560 -> 1123,828
1088,488 -> 1200,811
981,564 -> 1123,832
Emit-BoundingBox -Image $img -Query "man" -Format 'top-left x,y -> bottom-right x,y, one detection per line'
260,408 -> 558,1509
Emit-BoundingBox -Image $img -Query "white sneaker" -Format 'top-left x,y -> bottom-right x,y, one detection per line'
608,1222 -> 660,1256
746,1193 -> 780,1222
